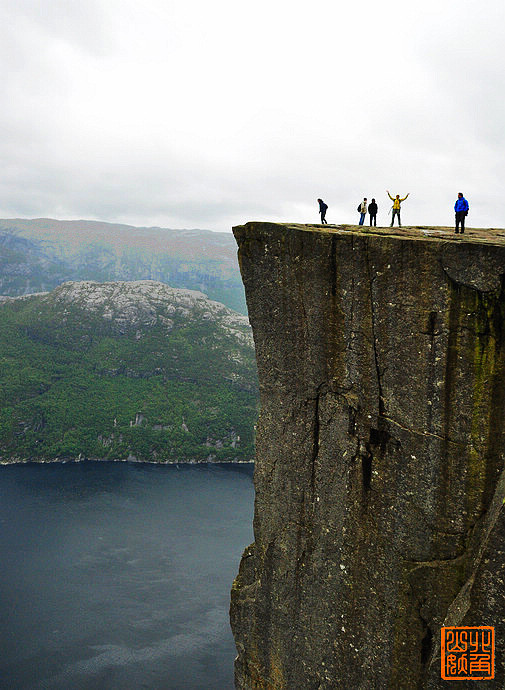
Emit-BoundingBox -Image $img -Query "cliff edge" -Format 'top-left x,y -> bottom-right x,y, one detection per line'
230,223 -> 505,689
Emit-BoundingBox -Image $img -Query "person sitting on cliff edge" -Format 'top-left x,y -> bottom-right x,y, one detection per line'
317,198 -> 328,224
454,192 -> 469,234
387,190 -> 409,227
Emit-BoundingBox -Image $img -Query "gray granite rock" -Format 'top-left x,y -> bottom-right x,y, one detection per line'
230,223 -> 505,689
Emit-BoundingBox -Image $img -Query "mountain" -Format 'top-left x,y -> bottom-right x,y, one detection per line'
0,281 -> 258,464
0,218 -> 246,314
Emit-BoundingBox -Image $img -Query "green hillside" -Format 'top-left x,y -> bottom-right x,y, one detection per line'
0,281 -> 258,463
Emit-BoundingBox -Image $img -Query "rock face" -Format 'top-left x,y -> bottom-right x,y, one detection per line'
230,223 -> 505,689
43,280 -> 251,340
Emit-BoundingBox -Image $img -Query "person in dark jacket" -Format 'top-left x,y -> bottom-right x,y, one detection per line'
454,193 -> 469,233
368,198 -> 378,226
318,198 -> 328,224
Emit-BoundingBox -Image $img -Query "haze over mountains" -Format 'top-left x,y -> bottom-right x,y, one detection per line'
0,218 -> 246,314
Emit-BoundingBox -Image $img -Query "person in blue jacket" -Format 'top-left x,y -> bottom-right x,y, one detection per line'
454,193 -> 469,234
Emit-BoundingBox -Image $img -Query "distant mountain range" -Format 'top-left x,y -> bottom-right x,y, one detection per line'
0,218 -> 246,314
0,281 -> 258,464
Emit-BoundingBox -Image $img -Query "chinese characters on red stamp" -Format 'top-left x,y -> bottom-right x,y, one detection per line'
441,627 -> 494,680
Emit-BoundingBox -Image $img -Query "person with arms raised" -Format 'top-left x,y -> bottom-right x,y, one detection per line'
387,190 -> 409,227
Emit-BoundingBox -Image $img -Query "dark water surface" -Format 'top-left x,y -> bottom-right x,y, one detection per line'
0,462 -> 254,689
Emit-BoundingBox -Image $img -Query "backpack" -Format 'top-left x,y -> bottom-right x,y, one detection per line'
357,204 -> 361,212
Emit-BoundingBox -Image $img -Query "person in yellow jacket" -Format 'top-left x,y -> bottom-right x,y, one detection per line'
387,190 -> 409,227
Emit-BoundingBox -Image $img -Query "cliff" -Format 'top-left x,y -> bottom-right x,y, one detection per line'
230,223 -> 505,689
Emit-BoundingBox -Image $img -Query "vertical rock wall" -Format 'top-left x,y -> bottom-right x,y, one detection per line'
230,223 -> 505,689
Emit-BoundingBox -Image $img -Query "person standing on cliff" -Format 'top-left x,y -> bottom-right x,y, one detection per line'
368,198 -> 378,226
387,191 -> 409,227
317,198 -> 328,224
358,198 -> 367,225
454,192 -> 469,234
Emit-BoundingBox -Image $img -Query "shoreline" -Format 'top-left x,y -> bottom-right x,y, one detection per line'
0,456 -> 255,467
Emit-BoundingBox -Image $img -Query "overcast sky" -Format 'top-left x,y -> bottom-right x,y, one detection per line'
0,0 -> 503,231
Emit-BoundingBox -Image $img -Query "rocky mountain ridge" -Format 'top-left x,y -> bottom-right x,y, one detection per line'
2,280 -> 252,341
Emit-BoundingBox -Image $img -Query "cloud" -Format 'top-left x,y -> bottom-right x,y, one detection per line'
0,0 -> 503,230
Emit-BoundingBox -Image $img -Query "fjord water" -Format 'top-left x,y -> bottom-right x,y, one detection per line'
0,462 -> 254,689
